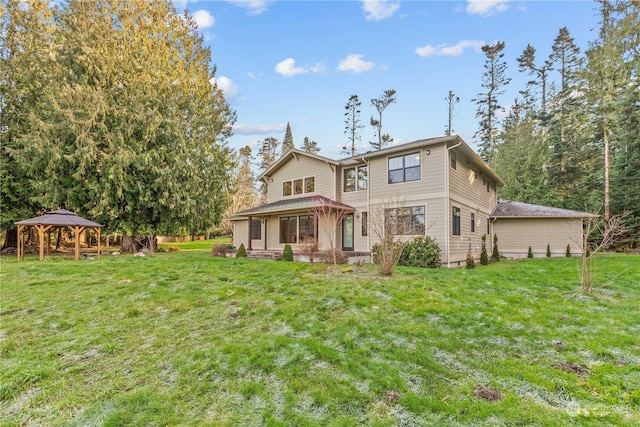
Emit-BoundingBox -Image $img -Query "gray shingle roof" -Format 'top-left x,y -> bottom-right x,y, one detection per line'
16,209 -> 103,227
231,196 -> 354,219
491,200 -> 594,218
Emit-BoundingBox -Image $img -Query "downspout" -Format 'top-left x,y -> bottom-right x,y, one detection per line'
362,157 -> 370,253
445,138 -> 462,268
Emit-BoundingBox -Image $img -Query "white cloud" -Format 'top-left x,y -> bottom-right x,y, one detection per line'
275,58 -> 323,77
415,40 -> 485,57
233,123 -> 287,135
275,58 -> 307,77
466,0 -> 511,16
337,54 -> 376,73
361,0 -> 400,21
226,0 -> 272,15
211,76 -> 239,100
192,10 -> 215,29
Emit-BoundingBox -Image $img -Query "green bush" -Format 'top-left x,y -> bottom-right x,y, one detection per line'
398,235 -> 441,268
466,243 -> 475,269
235,243 -> 247,258
546,243 -> 551,258
491,234 -> 500,262
282,243 -> 294,261
527,246 -> 533,258
480,234 -> 489,265
566,244 -> 571,257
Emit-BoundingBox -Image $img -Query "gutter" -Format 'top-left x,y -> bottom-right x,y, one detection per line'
445,137 -> 462,268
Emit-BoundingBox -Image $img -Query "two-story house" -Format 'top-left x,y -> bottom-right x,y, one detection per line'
230,135 -> 591,266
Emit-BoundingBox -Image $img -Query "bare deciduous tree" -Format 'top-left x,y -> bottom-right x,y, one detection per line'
575,211 -> 628,293
368,197 -> 414,276
309,198 -> 350,265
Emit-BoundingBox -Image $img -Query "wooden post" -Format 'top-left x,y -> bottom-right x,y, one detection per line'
248,216 -> 253,251
38,225 -> 44,261
97,227 -> 101,258
17,225 -> 24,260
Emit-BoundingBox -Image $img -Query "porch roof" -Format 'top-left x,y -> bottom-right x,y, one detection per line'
229,195 -> 355,220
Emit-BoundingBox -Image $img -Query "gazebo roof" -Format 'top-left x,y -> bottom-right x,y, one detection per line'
16,209 -> 103,227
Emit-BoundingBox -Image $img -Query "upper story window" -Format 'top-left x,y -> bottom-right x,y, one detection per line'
344,165 -> 368,192
283,181 -> 292,197
388,152 -> 420,184
305,177 -> 315,193
282,176 -> 314,197
450,151 -> 457,170
358,166 -> 368,190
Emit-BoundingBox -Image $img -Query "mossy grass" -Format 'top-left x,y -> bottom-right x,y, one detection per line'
1,250 -> 638,426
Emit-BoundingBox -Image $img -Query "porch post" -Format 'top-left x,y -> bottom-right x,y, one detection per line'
248,216 -> 253,250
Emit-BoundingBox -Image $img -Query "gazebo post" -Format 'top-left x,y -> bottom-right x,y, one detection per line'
17,225 -> 24,260
97,227 -> 101,258
37,225 -> 45,261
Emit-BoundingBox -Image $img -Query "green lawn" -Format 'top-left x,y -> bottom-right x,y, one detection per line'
1,248 -> 638,426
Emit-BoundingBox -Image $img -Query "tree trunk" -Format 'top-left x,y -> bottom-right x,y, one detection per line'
55,229 -> 62,250
2,229 -> 18,249
120,235 -> 137,253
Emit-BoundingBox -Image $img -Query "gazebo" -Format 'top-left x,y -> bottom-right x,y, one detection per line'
16,209 -> 103,261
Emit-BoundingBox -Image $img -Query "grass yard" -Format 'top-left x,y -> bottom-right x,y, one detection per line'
1,246 -> 639,426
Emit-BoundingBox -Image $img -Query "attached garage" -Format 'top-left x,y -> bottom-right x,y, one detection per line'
491,201 -> 594,259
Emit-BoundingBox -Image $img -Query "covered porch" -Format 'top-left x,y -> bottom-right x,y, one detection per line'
230,195 -> 358,258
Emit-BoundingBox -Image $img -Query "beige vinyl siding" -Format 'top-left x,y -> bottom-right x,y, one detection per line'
448,149 -> 495,212
266,155 -> 335,204
446,148 -> 496,265
493,217 -> 584,258
233,220 -> 249,249
367,144 -> 447,204
448,200 -> 491,265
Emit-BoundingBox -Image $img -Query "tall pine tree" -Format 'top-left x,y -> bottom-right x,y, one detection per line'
474,41 -> 510,163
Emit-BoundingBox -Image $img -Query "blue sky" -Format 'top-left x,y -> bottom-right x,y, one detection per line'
173,1 -> 600,159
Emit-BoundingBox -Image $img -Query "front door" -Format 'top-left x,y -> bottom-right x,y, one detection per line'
342,214 -> 354,251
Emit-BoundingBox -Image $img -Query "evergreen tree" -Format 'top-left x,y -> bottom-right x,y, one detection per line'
584,0 -> 639,226
610,71 -> 640,247
369,89 -> 397,150
491,233 -> 500,262
343,94 -> 363,156
282,122 -> 294,153
546,27 -> 589,209
474,41 -> 510,162
493,98 -> 558,206
480,234 -> 489,265
12,0 -> 236,251
445,90 -> 460,136
0,0 -> 54,248
517,44 -> 553,114
302,137 -> 320,155
257,136 -> 280,197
